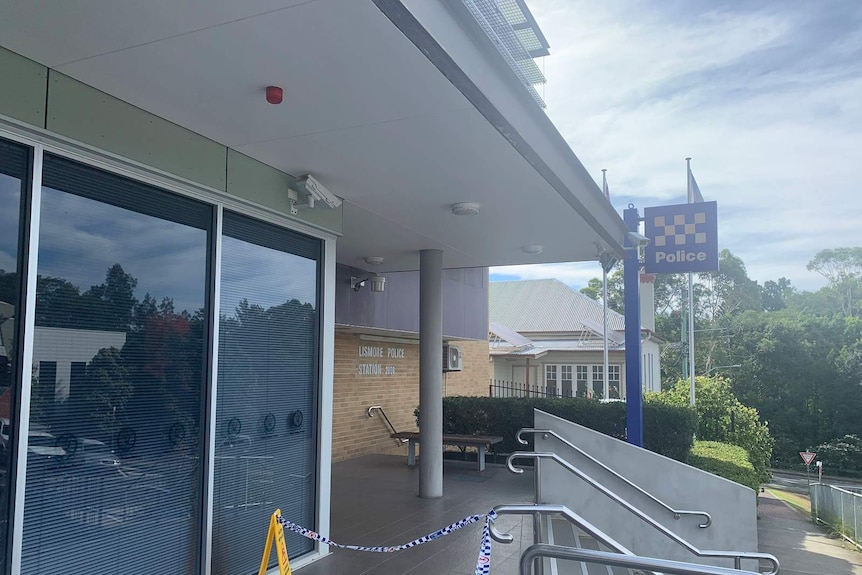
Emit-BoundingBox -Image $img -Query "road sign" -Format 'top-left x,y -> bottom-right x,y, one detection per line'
800,451 -> 816,466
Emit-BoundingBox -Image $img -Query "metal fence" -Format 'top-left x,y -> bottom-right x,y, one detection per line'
810,482 -> 862,549
489,379 -> 576,398
490,379 -> 557,398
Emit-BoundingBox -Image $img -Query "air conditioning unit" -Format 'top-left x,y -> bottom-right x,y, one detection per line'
443,344 -> 463,372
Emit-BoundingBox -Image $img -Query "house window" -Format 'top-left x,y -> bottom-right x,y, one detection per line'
545,365 -> 577,397
544,365 -> 558,397
576,366 -> 589,397
591,365 -> 604,398
608,365 -> 621,399
542,364 -> 624,399
560,365 -> 573,398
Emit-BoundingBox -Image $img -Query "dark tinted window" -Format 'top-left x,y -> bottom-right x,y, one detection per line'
0,136 -> 29,573
22,155 -> 211,575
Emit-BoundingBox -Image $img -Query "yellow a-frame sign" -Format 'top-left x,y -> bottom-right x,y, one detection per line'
258,509 -> 292,575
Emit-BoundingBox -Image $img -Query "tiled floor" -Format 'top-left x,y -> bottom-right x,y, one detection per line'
296,454 -> 537,575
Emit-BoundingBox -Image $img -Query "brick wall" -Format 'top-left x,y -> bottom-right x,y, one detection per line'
443,339 -> 492,397
331,332 -> 490,462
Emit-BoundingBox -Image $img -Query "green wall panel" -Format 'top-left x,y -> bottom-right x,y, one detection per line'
0,47 -> 47,128
46,71 -> 227,191
1,54 -> 340,235
227,150 -> 343,235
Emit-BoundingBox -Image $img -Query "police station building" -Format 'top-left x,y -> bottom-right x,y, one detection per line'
0,1 -> 629,573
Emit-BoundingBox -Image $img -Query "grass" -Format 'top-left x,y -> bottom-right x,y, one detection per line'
768,488 -> 811,515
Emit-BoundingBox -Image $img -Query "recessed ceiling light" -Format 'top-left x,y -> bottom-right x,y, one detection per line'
451,202 -> 480,216
364,256 -> 384,265
522,245 -> 543,255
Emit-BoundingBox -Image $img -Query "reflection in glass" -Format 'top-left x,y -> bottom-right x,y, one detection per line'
0,137 -> 29,573
213,212 -> 320,575
21,156 -> 211,575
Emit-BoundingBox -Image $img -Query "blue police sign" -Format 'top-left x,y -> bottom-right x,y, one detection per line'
644,201 -> 718,273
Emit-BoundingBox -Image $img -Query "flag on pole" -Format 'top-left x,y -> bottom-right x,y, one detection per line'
687,165 -> 704,203
602,169 -> 610,201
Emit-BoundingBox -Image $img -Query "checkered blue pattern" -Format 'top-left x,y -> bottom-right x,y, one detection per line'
651,212 -> 708,248
278,509 -> 497,573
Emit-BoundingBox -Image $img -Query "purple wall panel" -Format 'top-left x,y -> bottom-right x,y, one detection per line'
334,264 -> 487,340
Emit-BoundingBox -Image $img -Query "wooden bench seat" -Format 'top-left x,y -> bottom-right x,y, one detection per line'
390,432 -> 503,471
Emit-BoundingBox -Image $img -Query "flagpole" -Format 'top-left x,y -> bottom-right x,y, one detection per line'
601,168 -> 610,400
602,169 -> 610,201
686,157 -> 696,406
603,263 -> 609,400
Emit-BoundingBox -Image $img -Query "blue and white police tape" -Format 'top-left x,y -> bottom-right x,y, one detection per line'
278,509 -> 497,575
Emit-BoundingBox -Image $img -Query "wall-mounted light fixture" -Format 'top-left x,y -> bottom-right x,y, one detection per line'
351,274 -> 386,293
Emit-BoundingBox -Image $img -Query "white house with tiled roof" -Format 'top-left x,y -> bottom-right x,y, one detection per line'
489,278 -> 662,399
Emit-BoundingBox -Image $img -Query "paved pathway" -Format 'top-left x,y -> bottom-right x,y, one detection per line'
759,489 -> 862,575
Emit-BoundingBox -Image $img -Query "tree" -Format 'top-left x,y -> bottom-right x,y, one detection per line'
657,375 -> 773,482
35,276 -> 83,328
806,248 -> 862,317
84,347 -> 133,435
85,263 -> 138,331
761,278 -> 793,312
697,250 -> 761,322
721,309 -> 847,464
579,267 -> 624,314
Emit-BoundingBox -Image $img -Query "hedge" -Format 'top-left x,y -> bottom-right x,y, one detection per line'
416,396 -> 697,462
650,376 -> 773,484
687,441 -> 759,491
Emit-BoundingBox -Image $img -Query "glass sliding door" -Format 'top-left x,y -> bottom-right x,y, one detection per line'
22,154 -> 211,574
213,211 -> 320,575
0,136 -> 31,573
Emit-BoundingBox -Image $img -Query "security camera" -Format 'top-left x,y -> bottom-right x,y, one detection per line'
626,231 -> 650,248
298,174 -> 342,209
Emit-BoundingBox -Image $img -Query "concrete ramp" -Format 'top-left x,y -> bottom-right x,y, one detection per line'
533,409 -> 759,572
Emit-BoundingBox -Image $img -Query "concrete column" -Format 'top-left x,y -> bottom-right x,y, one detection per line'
639,273 -> 656,332
419,249 -> 443,498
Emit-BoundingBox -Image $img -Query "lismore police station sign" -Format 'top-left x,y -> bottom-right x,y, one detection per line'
644,201 -> 719,274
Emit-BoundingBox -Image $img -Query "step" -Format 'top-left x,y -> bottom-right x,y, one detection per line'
548,517 -> 637,575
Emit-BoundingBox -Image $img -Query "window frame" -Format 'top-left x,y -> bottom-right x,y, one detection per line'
0,123 -> 336,575
544,362 -> 624,400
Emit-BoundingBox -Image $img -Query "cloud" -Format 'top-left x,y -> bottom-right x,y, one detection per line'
494,0 -> 862,291
220,237 -> 317,313
37,188 -> 208,313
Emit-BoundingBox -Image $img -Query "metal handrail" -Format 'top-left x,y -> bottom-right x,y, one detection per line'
366,405 -> 408,444
518,428 -> 712,528
520,544 -> 763,575
489,504 -> 661,575
508,452 -> 780,575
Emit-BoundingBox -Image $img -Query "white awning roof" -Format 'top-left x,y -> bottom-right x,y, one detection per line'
0,0 -> 628,271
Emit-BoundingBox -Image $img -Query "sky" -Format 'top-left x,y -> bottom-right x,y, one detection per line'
491,0 -> 862,293
35,187 -> 317,315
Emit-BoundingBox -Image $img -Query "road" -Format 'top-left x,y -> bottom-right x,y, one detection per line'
769,469 -> 862,494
